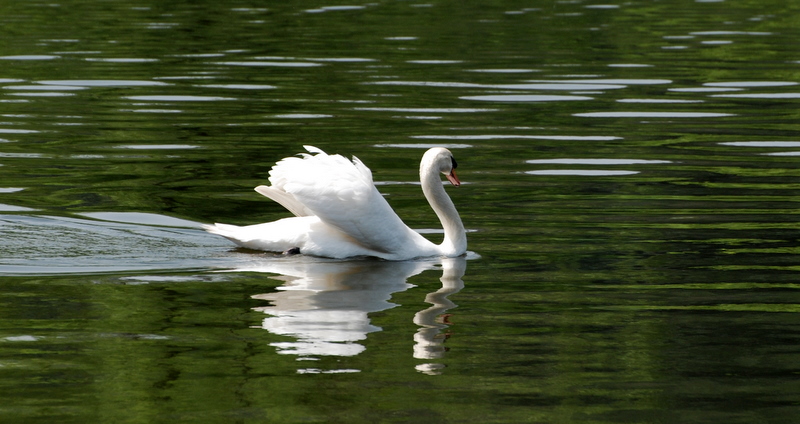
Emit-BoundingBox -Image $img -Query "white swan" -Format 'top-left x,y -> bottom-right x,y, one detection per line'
203,146 -> 466,260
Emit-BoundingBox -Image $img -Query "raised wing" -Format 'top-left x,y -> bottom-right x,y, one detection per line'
254,185 -> 314,217
264,146 -> 426,254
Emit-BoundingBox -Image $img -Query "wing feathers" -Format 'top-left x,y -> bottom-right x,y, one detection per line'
302,145 -> 324,154
256,146 -> 425,254
254,185 -> 313,217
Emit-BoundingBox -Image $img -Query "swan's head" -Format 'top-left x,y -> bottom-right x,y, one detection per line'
422,147 -> 460,187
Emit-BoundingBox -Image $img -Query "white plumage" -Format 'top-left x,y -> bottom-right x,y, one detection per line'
203,146 -> 466,260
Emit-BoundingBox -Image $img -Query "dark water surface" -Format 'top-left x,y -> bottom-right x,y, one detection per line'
2,0 -> 800,422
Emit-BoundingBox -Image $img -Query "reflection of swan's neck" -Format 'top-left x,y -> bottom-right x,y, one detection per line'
420,163 -> 466,256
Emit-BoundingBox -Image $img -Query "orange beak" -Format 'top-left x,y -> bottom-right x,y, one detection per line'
446,169 -> 461,187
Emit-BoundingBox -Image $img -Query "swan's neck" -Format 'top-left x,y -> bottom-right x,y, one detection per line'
420,164 -> 466,256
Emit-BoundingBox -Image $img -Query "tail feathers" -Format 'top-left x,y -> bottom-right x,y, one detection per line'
203,223 -> 250,242
203,221 -> 301,253
201,223 -> 219,234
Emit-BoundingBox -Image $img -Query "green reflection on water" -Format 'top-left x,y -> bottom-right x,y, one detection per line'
2,0 -> 800,423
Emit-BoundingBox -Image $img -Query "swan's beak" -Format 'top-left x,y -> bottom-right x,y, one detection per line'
446,169 -> 461,187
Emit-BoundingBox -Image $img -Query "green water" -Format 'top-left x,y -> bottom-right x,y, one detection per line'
2,0 -> 800,422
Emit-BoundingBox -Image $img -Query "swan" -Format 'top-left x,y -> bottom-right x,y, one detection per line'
203,145 -> 466,260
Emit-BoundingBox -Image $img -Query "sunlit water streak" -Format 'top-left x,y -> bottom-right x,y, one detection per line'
0,213 -> 228,274
2,0 -> 800,422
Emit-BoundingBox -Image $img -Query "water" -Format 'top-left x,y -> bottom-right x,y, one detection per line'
2,0 -> 800,422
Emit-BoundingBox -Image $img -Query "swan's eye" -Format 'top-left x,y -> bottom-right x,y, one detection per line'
450,156 -> 458,170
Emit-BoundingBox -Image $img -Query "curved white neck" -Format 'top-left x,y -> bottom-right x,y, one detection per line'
420,164 -> 466,256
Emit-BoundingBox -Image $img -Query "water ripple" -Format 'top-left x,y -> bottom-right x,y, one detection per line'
705,81 -> 798,87
690,30 -> 771,36
0,129 -> 40,134
374,143 -> 473,149
720,141 -> 800,147
122,109 -> 182,114
77,212 -> 201,228
86,58 -> 159,63
4,85 -> 86,91
762,151 -> 800,156
712,93 -> 800,99
575,111 -> 734,118
354,107 -> 497,113
407,60 -> 464,64
8,92 -> 75,97
38,80 -> 169,87
367,81 -> 482,88
196,84 -> 277,90
0,55 -> 59,60
305,5 -> 367,13
412,135 -> 621,141
368,80 -> 625,90
0,213 -> 227,274
216,61 -> 323,67
529,78 -> 672,85
308,57 -> 376,62
115,144 -> 200,150
0,152 -> 45,158
669,87 -> 743,92
526,159 -> 670,165
272,114 -> 334,119
0,204 -> 36,212
487,83 -> 626,90
585,4 -> 621,9
618,99 -> 704,104
466,69 -> 538,73
125,95 -> 237,102
463,95 -> 593,102
526,170 -> 639,176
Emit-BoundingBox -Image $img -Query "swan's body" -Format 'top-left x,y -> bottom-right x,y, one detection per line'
203,146 -> 466,260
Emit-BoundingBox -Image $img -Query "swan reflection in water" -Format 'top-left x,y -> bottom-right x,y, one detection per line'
234,255 -> 466,374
